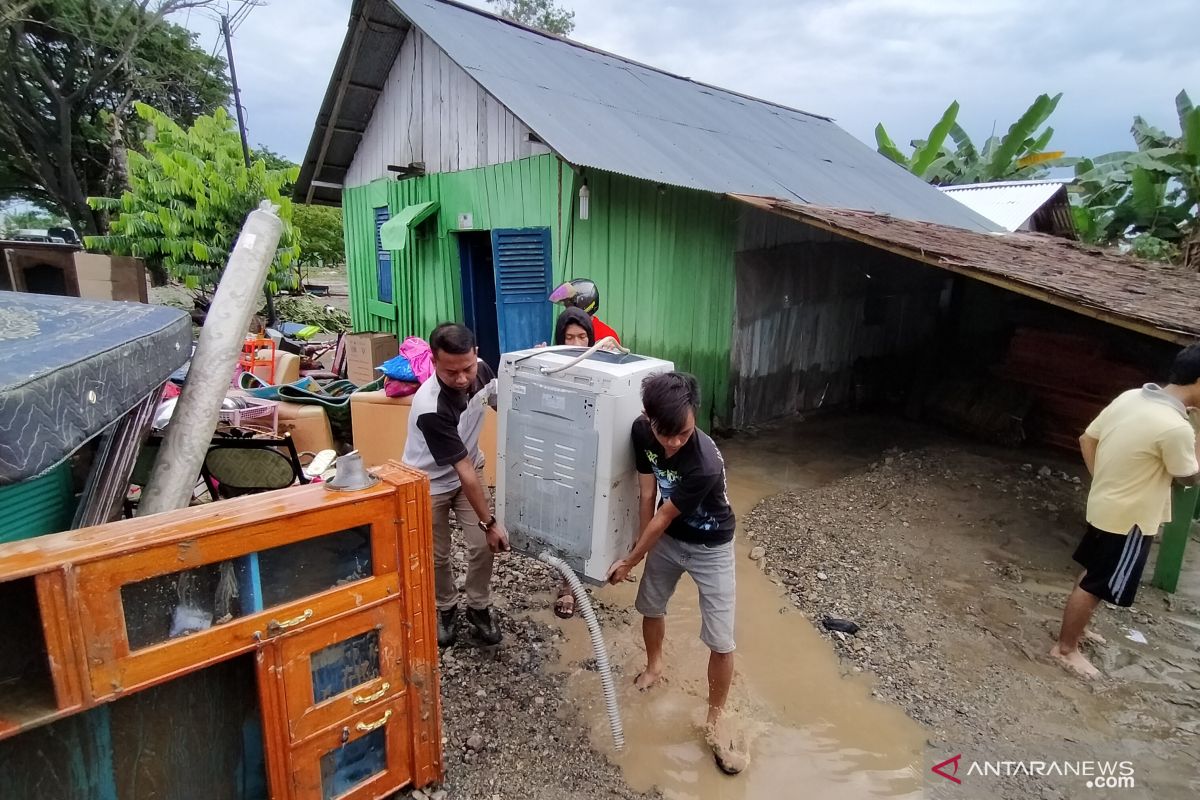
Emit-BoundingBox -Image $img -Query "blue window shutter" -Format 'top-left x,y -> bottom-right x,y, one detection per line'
374,207 -> 393,304
491,228 -> 552,353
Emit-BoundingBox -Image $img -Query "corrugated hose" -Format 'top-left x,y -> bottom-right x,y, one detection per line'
538,551 -> 625,751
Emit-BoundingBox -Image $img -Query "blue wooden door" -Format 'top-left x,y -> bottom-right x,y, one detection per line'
491,228 -> 552,353
373,207 -> 393,304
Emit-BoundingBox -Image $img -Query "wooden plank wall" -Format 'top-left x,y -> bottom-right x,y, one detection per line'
346,30 -> 545,186
732,211 -> 947,427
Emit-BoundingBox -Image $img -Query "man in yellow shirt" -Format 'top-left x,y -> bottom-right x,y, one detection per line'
1051,345 -> 1200,678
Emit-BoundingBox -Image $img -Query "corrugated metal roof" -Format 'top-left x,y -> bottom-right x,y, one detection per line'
940,181 -> 1069,232
733,194 -> 1200,343
389,0 -> 996,232
298,0 -> 998,232
295,0 -> 410,206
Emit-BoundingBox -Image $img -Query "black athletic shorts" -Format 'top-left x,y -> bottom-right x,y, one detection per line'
1073,524 -> 1150,607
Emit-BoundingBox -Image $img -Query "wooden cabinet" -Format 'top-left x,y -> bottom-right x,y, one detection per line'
289,696 -> 414,800
0,463 -> 443,800
275,600 -> 406,745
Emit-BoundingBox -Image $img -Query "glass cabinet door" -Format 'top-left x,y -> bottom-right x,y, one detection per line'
77,493 -> 400,703
280,601 -> 405,743
290,698 -> 412,800
120,526 -> 373,651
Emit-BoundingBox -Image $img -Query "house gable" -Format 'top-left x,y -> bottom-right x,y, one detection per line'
346,28 -> 549,187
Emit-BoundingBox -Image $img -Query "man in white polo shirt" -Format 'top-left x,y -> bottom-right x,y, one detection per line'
403,323 -> 509,647
1051,345 -> 1200,678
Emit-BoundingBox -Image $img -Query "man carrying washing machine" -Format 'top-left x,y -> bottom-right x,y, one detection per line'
607,371 -> 749,775
404,322 -> 510,648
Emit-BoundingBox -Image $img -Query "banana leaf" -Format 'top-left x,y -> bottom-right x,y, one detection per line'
1131,116 -> 1172,150
987,93 -> 1062,180
1177,91 -> 1194,133
1024,126 -> 1056,158
949,123 -> 978,164
1129,168 -> 1167,226
874,123 -> 908,166
912,101 -> 959,177
1126,148 -> 1185,174
1183,106 -> 1200,161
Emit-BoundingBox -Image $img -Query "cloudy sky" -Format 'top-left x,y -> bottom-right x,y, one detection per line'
183,0 -> 1199,166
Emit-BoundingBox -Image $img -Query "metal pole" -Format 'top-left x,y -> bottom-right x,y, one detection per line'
221,13 -> 252,169
221,13 -> 276,326
1151,483 -> 1199,593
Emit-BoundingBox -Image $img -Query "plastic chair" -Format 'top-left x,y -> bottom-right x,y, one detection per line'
201,434 -> 311,499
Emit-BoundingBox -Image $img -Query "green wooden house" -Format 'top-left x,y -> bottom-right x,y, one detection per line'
296,0 -> 1195,429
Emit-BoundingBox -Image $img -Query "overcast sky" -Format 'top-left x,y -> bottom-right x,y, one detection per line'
183,0 -> 1199,166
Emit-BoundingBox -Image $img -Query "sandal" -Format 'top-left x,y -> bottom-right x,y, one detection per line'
553,586 -> 576,619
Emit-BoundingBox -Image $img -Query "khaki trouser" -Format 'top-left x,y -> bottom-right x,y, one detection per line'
431,466 -> 494,611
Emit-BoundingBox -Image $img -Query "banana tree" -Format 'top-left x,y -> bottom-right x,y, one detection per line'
1071,90 -> 1199,260
876,94 -> 1070,185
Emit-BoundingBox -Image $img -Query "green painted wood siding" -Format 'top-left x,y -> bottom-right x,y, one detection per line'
342,154 -> 736,425
561,169 -> 736,427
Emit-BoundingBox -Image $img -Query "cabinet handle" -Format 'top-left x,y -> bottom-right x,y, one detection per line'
266,609 -> 313,634
352,682 -> 390,705
355,709 -> 392,733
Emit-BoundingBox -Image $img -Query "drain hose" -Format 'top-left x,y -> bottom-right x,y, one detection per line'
537,551 -> 625,751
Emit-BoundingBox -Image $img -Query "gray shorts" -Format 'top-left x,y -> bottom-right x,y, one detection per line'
634,534 -> 736,653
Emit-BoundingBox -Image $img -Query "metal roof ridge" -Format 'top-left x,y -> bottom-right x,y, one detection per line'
392,0 -> 833,122
941,180 -> 1069,192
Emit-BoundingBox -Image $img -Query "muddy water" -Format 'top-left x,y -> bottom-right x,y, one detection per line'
544,423 -> 929,799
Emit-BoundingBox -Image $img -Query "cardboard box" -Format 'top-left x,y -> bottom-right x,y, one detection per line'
350,390 -> 414,469
74,253 -> 148,303
350,389 -> 498,487
276,402 -> 334,454
345,332 -> 397,386
480,404 -> 497,488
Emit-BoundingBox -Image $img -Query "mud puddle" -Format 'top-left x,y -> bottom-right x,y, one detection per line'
542,419 -> 930,800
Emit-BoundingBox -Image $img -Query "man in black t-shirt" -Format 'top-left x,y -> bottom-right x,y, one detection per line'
607,372 -> 748,775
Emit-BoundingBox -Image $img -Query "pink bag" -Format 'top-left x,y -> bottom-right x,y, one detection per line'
384,377 -> 419,398
399,336 -> 434,383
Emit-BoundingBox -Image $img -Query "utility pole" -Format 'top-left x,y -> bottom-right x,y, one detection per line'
221,13 -> 252,168
220,11 -> 275,325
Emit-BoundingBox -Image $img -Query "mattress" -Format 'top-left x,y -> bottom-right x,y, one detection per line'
0,292 -> 192,485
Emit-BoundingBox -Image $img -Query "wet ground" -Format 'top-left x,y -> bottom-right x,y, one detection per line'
547,417 -> 929,800
540,414 -> 1200,800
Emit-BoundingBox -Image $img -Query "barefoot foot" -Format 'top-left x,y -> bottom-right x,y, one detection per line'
705,718 -> 749,775
633,667 -> 662,691
1049,643 -> 1100,679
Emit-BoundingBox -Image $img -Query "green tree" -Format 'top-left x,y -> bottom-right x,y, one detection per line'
486,0 -> 575,35
1072,90 -> 1199,263
0,1 -> 230,235
252,145 -> 345,286
251,144 -> 296,173
86,103 -> 300,291
876,94 -> 1069,185
292,204 -> 344,269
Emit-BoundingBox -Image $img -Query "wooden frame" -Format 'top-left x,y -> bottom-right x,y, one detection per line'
76,496 -> 400,701
288,696 -> 413,800
276,599 -> 406,745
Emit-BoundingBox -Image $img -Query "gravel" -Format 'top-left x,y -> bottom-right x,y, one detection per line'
405,530 -> 656,800
742,445 -> 1200,800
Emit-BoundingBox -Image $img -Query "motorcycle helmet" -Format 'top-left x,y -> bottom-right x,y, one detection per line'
548,278 -> 600,315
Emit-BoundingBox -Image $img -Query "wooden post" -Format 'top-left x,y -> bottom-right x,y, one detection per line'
1151,483 -> 1199,593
